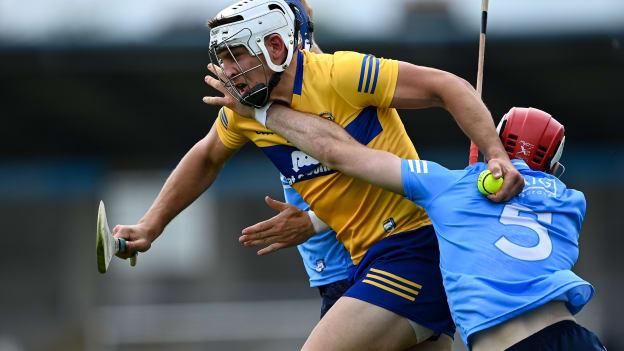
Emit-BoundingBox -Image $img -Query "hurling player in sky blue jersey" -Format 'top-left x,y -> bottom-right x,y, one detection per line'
255,106 -> 605,351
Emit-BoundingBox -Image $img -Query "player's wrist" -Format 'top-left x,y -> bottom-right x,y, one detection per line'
263,102 -> 291,129
137,218 -> 164,242
254,101 -> 274,127
482,146 -> 510,163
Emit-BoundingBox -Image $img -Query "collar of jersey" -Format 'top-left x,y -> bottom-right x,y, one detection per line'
511,159 -> 530,171
291,50 -> 305,107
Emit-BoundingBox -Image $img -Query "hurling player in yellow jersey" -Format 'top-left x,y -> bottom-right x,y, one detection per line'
114,0 -> 523,350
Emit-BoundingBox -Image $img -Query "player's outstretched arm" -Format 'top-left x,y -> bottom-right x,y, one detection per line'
391,62 -> 524,201
266,104 -> 403,194
113,126 -> 236,257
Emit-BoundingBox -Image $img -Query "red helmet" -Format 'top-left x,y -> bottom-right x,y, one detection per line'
496,107 -> 565,172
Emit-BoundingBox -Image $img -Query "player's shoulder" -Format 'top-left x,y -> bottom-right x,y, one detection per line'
328,51 -> 391,97
447,162 -> 486,185
299,50 -> 332,77
402,159 -> 468,201
300,49 -> 331,63
554,176 -> 586,214
332,50 -> 367,61
330,51 -> 373,73
516,163 -> 586,210
540,174 -> 586,218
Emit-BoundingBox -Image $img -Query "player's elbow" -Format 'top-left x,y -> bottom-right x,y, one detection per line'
435,72 -> 477,108
457,75 -> 475,92
314,139 -> 338,169
442,71 -> 474,92
314,137 -> 347,171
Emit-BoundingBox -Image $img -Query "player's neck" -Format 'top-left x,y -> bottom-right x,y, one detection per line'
268,51 -> 299,105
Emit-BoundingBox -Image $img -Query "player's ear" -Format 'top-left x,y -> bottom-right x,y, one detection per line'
265,34 -> 287,66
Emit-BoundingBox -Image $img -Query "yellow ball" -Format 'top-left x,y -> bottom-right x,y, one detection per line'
477,170 -> 504,196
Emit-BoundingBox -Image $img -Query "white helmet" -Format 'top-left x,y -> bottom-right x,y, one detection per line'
209,0 -> 298,73
208,0 -> 313,107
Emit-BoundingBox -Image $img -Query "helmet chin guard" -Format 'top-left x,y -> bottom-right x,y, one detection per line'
239,70 -> 283,108
208,0 -> 312,108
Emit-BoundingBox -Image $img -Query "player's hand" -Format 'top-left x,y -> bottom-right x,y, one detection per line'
486,157 -> 525,202
112,223 -> 153,259
239,196 -> 315,256
203,63 -> 255,118
300,0 -> 314,20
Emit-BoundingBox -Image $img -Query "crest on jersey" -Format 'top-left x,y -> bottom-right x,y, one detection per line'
315,259 -> 325,272
383,217 -> 396,233
319,111 -> 335,121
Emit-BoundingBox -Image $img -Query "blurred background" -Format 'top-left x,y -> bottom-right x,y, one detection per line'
0,0 -> 622,350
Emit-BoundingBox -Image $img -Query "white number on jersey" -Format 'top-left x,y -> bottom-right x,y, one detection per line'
495,204 -> 553,261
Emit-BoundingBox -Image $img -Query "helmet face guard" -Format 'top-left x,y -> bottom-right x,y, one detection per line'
209,29 -> 274,108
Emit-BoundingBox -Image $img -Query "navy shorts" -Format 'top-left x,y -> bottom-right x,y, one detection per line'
318,279 -> 351,319
343,225 -> 455,337
507,320 -> 606,351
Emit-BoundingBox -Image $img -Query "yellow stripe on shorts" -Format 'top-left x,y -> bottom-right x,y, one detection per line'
369,268 -> 423,289
362,279 -> 416,301
365,273 -> 420,295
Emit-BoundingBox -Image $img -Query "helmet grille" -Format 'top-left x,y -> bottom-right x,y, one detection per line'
533,145 -> 547,164
504,133 -> 518,153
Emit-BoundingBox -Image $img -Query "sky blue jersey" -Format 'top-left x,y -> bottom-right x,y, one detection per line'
401,159 -> 594,345
281,175 -> 353,287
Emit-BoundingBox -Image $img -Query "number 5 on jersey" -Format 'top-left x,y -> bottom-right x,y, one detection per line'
496,204 -> 553,261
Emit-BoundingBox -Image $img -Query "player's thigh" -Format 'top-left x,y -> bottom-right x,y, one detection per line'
302,296 -> 418,351
318,279 -> 351,319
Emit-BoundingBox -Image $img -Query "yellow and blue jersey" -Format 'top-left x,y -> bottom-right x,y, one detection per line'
216,50 -> 431,263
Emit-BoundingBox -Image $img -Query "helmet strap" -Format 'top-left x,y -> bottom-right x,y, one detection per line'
552,162 -> 566,178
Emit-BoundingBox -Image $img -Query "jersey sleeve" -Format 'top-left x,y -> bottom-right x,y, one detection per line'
330,51 -> 399,109
214,107 -> 248,150
401,159 -> 462,206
